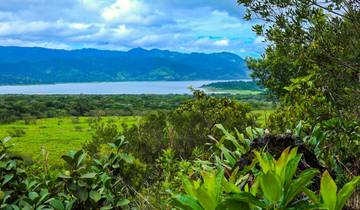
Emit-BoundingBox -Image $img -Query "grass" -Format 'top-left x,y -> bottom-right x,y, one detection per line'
0,116 -> 139,165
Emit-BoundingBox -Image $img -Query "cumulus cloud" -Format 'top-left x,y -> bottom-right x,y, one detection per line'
0,0 -> 265,57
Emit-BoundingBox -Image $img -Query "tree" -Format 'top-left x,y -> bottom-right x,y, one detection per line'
237,0 -> 359,177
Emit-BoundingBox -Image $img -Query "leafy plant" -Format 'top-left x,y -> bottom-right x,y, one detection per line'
171,147 -> 360,210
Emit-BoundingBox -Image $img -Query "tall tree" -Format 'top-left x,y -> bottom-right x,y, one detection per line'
238,0 -> 359,175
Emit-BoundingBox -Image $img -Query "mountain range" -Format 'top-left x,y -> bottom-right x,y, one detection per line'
0,46 -> 249,85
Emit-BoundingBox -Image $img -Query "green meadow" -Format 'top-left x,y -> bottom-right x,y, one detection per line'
0,109 -> 271,165
0,116 -> 139,165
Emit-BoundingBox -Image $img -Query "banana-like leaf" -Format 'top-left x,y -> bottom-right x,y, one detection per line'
335,176 -> 360,210
260,171 -> 282,203
285,169 -> 319,206
320,171 -> 337,210
284,154 -> 302,186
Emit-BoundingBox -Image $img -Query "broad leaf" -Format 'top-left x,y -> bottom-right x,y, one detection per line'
285,169 -> 319,206
260,172 -> 282,203
50,199 -> 64,210
89,191 -> 101,203
172,194 -> 203,210
336,176 -> 360,210
116,199 -> 130,207
320,171 -> 337,210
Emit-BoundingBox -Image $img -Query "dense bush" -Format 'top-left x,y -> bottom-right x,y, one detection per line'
122,90 -> 257,162
0,137 -> 146,209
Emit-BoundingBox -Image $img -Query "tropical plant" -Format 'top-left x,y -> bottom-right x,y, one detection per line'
171,147 -> 360,210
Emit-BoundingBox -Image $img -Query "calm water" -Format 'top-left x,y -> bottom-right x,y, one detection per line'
0,81 -> 236,95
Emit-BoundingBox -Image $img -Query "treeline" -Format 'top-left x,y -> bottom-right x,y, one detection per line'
202,80 -> 263,91
0,94 -> 272,123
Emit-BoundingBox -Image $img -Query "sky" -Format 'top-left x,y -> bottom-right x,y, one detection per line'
0,0 -> 266,58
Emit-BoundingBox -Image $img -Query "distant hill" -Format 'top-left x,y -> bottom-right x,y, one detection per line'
0,46 -> 249,85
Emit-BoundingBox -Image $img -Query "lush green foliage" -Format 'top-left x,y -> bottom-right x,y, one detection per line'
0,136 -> 146,210
0,95 -> 189,123
237,0 -> 360,182
122,90 -> 257,162
172,146 -> 360,210
0,94 -> 271,124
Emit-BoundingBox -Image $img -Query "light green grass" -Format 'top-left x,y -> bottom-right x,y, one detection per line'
0,116 -> 139,165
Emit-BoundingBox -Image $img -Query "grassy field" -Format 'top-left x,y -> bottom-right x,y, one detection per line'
0,116 -> 139,165
0,109 -> 272,166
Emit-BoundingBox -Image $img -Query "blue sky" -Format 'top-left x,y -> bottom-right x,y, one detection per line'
0,0 -> 266,58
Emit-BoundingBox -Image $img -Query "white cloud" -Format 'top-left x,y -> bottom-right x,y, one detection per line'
0,38 -> 72,49
214,39 -> 230,46
101,0 -> 147,24
0,21 -> 51,36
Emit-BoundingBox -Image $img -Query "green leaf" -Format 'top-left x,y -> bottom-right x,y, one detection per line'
304,188 -> 320,204
284,154 -> 302,186
182,176 -> 196,197
172,194 -> 204,210
219,145 -> 236,167
260,172 -> 282,203
75,187 -> 88,202
216,199 -> 251,210
28,192 -> 39,200
0,191 -> 4,200
336,176 -> 360,210
61,155 -> 74,166
75,152 -> 86,168
50,199 -> 64,210
320,171 -> 337,210
57,174 -> 72,179
80,173 -> 97,179
220,192 -> 267,209
89,191 -> 101,203
2,174 -> 14,185
285,169 -> 319,206
254,151 -> 271,173
116,199 -> 130,207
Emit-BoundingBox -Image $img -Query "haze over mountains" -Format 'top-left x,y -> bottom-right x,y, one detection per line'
0,46 -> 249,85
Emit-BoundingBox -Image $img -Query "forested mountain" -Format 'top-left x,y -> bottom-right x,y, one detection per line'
0,46 -> 249,85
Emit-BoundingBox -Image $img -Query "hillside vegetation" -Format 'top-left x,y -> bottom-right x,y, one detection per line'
0,47 -> 249,85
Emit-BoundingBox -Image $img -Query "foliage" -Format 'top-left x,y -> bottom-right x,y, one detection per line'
0,94 -> 190,124
0,136 -> 146,209
237,0 -> 360,180
123,90 -> 257,162
172,147 -> 360,210
0,94 -> 270,124
83,117 -> 121,155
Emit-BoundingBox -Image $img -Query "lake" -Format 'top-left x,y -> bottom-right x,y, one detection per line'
0,81 -> 239,95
